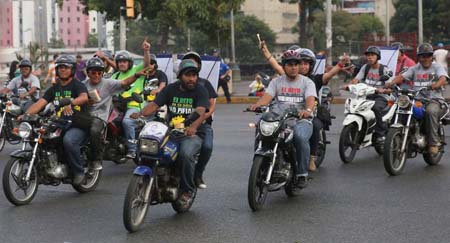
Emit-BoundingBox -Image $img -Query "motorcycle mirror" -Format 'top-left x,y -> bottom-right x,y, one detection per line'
131,92 -> 143,103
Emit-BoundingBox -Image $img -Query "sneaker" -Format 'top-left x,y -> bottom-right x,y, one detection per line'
308,155 -> 317,172
195,177 -> 207,189
429,145 -> 440,154
72,173 -> 85,186
295,175 -> 308,189
89,160 -> 103,171
126,151 -> 136,159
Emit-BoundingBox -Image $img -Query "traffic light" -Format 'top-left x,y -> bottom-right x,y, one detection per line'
125,0 -> 135,19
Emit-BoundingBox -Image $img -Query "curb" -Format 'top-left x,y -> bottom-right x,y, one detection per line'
216,96 -> 347,104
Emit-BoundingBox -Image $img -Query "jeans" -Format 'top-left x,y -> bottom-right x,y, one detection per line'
425,101 -> 445,146
368,95 -> 388,138
178,135 -> 203,193
63,127 -> 88,176
122,108 -> 139,152
293,120 -> 313,176
90,118 -> 106,161
310,117 -> 324,156
195,124 -> 213,179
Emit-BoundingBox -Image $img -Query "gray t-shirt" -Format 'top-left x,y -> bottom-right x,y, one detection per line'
266,74 -> 317,112
355,64 -> 393,88
7,74 -> 40,99
402,63 -> 449,98
83,78 -> 124,121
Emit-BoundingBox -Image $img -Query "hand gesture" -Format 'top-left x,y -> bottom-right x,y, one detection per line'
95,51 -> 105,59
142,38 -> 151,51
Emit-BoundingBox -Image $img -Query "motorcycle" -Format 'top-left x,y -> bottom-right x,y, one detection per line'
0,93 -> 24,151
339,83 -> 397,163
246,106 -> 304,211
123,114 -> 199,232
2,112 -> 102,206
314,85 -> 335,168
383,87 -> 450,176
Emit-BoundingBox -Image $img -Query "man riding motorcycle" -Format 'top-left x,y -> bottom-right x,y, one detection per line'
1,59 -> 40,111
131,59 -> 210,209
142,54 -> 168,100
345,46 -> 393,145
391,42 -> 416,76
24,55 -> 90,185
387,43 -> 449,154
182,51 -> 218,189
250,50 -> 317,188
82,57 -> 147,170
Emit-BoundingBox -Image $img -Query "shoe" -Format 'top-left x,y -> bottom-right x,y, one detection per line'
429,146 -> 440,154
195,177 -> 207,189
126,151 -> 136,159
72,173 -> 85,186
89,160 -> 103,171
308,155 -> 317,172
176,192 -> 194,210
295,175 -> 308,189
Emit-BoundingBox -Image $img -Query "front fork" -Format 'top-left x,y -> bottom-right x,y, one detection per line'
25,135 -> 41,181
264,142 -> 279,185
143,176 -> 154,204
0,111 -> 7,136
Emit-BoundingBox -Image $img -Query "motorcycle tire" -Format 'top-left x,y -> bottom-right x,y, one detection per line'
423,125 -> 445,166
248,155 -> 269,211
339,124 -> 359,164
0,128 -> 6,152
315,129 -> 327,168
383,128 -> 407,176
374,143 -> 384,155
72,169 -> 102,193
123,175 -> 153,233
2,157 -> 38,206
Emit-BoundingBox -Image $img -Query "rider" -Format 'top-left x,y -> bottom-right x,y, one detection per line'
25,55 -> 89,185
142,54 -> 168,100
182,51 -> 218,189
390,42 -> 415,76
387,43 -> 449,154
94,50 -> 116,78
347,46 -> 393,144
250,50 -> 317,188
1,59 -> 41,111
113,39 -> 151,159
82,57 -> 146,170
131,59 -> 210,209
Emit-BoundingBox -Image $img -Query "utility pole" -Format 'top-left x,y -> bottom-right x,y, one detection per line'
326,0 -> 332,66
418,0 -> 423,43
230,9 -> 236,65
119,6 -> 127,50
187,28 -> 191,51
385,0 -> 390,45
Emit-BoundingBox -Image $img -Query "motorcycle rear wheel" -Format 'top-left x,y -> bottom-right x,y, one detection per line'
123,175 -> 152,233
248,155 -> 269,211
2,158 -> 38,206
315,129 -> 327,168
339,124 -> 359,163
383,128 -> 407,176
423,126 -> 445,165
72,169 -> 102,193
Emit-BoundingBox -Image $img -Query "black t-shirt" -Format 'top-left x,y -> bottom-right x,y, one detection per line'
309,74 -> 324,95
198,78 -> 218,125
154,81 -> 209,122
144,70 -> 168,88
43,79 -> 88,113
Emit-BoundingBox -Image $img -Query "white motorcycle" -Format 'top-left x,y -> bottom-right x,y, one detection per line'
339,83 -> 397,163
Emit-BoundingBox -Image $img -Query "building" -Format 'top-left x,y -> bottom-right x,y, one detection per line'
88,10 -> 115,50
341,0 -> 395,28
0,0 -> 13,47
58,0 -> 89,48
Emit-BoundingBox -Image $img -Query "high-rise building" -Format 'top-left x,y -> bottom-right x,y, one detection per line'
58,0 -> 89,48
0,0 -> 14,47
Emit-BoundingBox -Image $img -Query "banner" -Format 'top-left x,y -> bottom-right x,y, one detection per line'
313,55 -> 326,75
155,54 -> 174,83
379,47 -> 399,76
176,55 -> 220,90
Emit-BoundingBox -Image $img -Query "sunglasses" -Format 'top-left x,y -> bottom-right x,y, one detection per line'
89,70 -> 103,75
419,54 -> 433,58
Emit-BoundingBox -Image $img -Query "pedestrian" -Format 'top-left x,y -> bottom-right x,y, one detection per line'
391,42 -> 415,76
248,74 -> 265,96
43,53 -> 59,86
433,43 -> 448,72
8,60 -> 19,81
75,53 -> 87,81
213,49 -> 232,103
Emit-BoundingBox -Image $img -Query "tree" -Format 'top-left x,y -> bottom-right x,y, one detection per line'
48,37 -> 65,48
85,33 -> 99,48
391,0 -> 450,43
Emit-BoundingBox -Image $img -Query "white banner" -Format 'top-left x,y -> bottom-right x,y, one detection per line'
379,47 -> 399,76
155,54 -> 174,83
175,55 -> 220,90
313,55 -> 326,75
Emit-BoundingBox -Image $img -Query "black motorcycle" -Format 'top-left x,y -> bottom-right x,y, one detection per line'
314,85 -> 335,168
2,113 -> 102,206
246,106 -> 305,211
0,93 -> 25,151
383,87 -> 450,176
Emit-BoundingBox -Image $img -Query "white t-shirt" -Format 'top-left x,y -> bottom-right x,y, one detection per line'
433,49 -> 448,70
7,74 -> 41,99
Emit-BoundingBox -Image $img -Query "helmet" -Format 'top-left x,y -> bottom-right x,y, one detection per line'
177,59 -> 199,78
437,43 -> 444,48
298,48 -> 316,74
115,50 -> 134,71
281,49 -> 302,66
391,42 -> 404,52
55,55 -> 76,77
364,46 -> 381,60
150,54 -> 158,69
18,59 -> 32,69
182,51 -> 202,70
86,57 -> 106,72
288,45 -> 301,51
417,43 -> 434,56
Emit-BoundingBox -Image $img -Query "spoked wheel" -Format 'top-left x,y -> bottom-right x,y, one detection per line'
339,124 -> 359,163
2,158 -> 38,206
0,128 -> 6,152
383,128 -> 407,176
248,155 -> 269,211
72,169 -> 102,193
123,175 -> 153,233
315,129 -> 327,168
423,125 -> 445,165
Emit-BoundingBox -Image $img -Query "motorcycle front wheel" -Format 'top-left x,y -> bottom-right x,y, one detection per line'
0,127 -> 6,152
383,128 -> 407,176
2,158 -> 38,206
339,124 -> 359,163
248,155 -> 269,211
123,175 -> 153,233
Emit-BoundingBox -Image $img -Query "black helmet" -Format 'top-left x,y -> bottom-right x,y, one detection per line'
182,51 -> 202,70
298,48 -> 316,74
149,54 -> 158,69
417,43 -> 434,56
364,46 -> 381,60
391,42 -> 404,52
115,50 -> 134,71
18,59 -> 32,70
281,49 -> 302,66
55,55 -> 76,77
177,59 -> 199,78
86,57 -> 105,72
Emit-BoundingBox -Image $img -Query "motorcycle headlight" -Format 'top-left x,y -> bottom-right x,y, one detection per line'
18,122 -> 32,138
397,95 -> 411,108
259,120 -> 280,136
139,139 -> 160,154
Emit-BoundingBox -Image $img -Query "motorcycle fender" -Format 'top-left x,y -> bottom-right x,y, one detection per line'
342,115 -> 363,131
133,166 -> 153,176
382,104 -> 397,122
390,123 -> 404,129
10,150 -> 32,160
254,149 -> 274,158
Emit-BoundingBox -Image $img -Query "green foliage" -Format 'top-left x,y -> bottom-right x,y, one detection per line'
48,37 -> 65,48
85,34 -> 99,48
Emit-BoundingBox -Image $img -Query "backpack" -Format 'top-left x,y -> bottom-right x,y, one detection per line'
362,64 -> 387,83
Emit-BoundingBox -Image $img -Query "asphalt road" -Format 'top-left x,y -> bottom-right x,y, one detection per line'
2,104 -> 450,243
